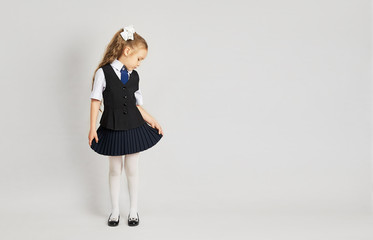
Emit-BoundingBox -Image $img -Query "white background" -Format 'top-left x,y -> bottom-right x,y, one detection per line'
0,0 -> 372,239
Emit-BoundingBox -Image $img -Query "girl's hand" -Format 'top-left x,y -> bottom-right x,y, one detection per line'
88,129 -> 99,146
149,120 -> 163,135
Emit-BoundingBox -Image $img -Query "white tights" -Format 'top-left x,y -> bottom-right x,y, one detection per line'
108,152 -> 139,220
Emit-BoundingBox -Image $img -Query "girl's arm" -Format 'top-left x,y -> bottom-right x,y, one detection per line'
90,99 -> 101,129
137,105 -> 164,135
136,105 -> 153,123
88,99 -> 101,146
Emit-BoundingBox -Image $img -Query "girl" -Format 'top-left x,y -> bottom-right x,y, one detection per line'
88,25 -> 164,227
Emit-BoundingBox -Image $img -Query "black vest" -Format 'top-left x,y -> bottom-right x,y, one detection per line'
99,64 -> 146,130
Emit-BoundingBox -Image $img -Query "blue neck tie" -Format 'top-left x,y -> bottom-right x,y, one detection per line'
120,66 -> 129,85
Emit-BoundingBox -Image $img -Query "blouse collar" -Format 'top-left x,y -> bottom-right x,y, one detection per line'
112,59 -> 133,74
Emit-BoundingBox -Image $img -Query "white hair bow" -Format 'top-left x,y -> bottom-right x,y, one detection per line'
120,25 -> 135,41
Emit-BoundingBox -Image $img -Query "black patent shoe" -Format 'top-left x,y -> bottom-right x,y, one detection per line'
108,213 -> 120,227
128,213 -> 139,226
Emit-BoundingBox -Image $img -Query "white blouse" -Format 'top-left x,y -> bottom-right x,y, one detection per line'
90,59 -> 143,106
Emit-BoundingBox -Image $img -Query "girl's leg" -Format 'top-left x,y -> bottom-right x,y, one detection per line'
124,152 -> 140,219
108,155 -> 123,220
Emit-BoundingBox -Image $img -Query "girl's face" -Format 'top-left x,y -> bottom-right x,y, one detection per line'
122,47 -> 147,71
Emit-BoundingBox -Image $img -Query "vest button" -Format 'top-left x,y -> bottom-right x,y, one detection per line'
124,95 -> 127,99
123,111 -> 127,114
123,103 -> 127,106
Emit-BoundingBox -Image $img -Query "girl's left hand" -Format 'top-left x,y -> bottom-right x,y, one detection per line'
149,120 -> 163,135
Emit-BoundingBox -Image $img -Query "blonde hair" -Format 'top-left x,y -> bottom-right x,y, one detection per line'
91,28 -> 148,112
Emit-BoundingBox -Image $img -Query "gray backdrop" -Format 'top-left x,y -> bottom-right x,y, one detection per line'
0,0 -> 372,239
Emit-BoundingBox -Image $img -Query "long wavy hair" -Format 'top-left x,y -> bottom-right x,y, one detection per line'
91,28 -> 148,112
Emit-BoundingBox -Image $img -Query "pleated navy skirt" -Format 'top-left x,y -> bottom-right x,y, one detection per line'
90,121 -> 163,156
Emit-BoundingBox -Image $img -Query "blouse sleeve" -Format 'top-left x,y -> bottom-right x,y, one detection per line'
90,68 -> 106,101
134,88 -> 143,106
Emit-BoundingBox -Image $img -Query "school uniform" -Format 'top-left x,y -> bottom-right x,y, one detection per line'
90,59 -> 163,156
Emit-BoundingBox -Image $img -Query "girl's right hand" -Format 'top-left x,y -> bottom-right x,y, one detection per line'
88,129 -> 99,147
